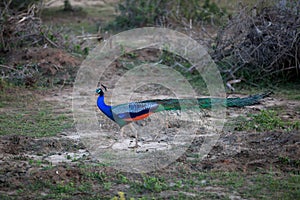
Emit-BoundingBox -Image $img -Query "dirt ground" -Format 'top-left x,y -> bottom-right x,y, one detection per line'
0,88 -> 300,199
1,46 -> 300,199
1,1 -> 300,199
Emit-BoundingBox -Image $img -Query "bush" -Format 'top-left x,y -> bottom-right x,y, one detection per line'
105,0 -> 168,31
212,3 -> 300,83
176,0 -> 225,23
0,0 -> 44,52
0,0 -> 42,12
105,0 -> 226,31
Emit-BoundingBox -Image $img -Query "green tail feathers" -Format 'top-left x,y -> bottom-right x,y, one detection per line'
141,92 -> 272,112
222,92 -> 272,108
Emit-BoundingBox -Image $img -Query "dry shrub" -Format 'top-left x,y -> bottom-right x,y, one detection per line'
0,1 -> 45,52
0,1 -> 82,87
0,0 -> 41,12
212,2 -> 300,84
0,1 -> 69,53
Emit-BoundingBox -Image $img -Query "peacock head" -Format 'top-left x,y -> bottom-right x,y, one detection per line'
95,88 -> 104,96
95,84 -> 107,96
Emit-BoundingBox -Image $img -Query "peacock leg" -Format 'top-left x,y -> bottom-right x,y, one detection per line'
128,124 -> 139,148
119,127 -> 124,140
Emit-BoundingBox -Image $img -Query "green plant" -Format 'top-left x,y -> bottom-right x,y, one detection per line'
278,156 -> 300,168
85,171 -> 107,184
177,0 -> 226,22
117,174 -> 129,184
0,87 -> 73,137
71,156 -> 80,162
104,182 -> 112,190
29,159 -> 47,167
235,109 -> 300,132
106,0 -> 167,31
106,0 -> 226,31
0,109 -> 72,137
142,176 -> 167,192
245,173 -> 300,199
73,44 -> 89,56
54,181 -> 76,193
119,44 -> 137,58
42,163 -> 54,170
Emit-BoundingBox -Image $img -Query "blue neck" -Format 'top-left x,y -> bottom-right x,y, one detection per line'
97,95 -> 114,121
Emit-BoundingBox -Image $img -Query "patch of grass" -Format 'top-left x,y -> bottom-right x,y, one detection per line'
4,162 -> 300,200
129,175 -> 168,193
213,172 -> 245,189
83,169 -> 115,192
193,171 -> 300,199
234,109 -> 300,132
28,159 -> 44,167
54,181 -> 77,193
0,87 -> 73,137
85,171 -> 107,183
106,0 -> 226,32
0,108 -> 72,137
0,194 -> 14,200
103,181 -> 112,190
117,173 -> 129,184
42,4 -> 115,34
245,173 -> 300,199
275,81 -> 300,100
27,179 -> 48,192
42,163 -> 54,171
128,175 -> 168,194
26,179 -> 93,199
49,181 -> 92,198
142,175 -> 168,192
278,156 -> 300,168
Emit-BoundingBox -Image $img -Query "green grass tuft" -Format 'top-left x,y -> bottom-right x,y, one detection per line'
0,86 -> 73,137
235,109 -> 300,132
0,108 -> 73,137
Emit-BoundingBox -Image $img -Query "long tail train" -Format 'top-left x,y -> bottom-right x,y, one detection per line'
96,86 -> 272,128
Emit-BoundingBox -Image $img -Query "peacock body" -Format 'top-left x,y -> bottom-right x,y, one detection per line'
96,87 -> 271,128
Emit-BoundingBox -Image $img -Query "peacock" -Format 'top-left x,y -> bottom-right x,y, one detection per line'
96,84 -> 271,147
